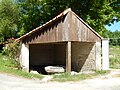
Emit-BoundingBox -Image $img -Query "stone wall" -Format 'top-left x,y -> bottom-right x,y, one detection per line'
20,42 -> 102,72
19,43 -> 29,72
72,42 -> 96,72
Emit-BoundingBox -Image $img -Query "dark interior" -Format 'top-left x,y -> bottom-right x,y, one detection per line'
29,43 -> 66,74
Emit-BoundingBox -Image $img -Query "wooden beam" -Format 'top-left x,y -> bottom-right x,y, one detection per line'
66,41 -> 71,73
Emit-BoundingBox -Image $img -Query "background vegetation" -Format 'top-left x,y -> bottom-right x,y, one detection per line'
0,53 -> 43,79
0,0 -> 120,43
110,46 -> 120,69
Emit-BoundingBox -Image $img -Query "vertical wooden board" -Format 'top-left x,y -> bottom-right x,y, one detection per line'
46,28 -> 49,42
75,16 -> 80,41
88,30 -> 96,42
85,27 -> 88,41
63,14 -> 70,41
81,24 -> 86,41
84,25 -> 87,41
41,32 -> 44,43
87,28 -> 90,41
57,21 -> 62,41
70,12 -> 77,41
50,27 -> 53,42
62,16 -> 69,41
47,28 -> 50,42
59,22 -> 62,41
62,20 -> 65,41
57,22 -> 60,41
53,25 -> 57,42
77,20 -> 82,41
39,32 -> 42,43
76,15 -> 81,41
67,12 -> 72,41
52,25 -> 56,42
88,30 -> 92,42
59,21 -> 63,41
43,29 -> 47,42
40,31 -> 44,42
56,22 -> 59,41
49,27 -> 52,42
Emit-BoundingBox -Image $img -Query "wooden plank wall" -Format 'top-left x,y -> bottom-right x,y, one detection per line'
22,16 -> 69,44
69,11 -> 101,42
22,12 -> 101,44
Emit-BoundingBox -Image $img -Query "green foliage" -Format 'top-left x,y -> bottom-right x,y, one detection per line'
0,0 -> 119,40
95,70 -> 108,74
0,53 -> 18,68
2,38 -> 21,69
110,46 -> 120,69
52,73 -> 91,82
52,70 -> 109,82
2,38 -> 20,59
17,0 -> 120,37
106,30 -> 120,46
0,0 -> 19,42
18,0 -> 43,35
41,0 -> 120,36
0,53 -> 43,79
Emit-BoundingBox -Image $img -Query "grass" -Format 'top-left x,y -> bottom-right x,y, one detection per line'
110,46 -> 120,69
0,52 -> 108,82
52,70 -> 108,82
0,53 -> 43,79
0,45 -> 119,81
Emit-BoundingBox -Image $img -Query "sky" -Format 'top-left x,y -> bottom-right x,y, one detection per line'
105,21 -> 120,32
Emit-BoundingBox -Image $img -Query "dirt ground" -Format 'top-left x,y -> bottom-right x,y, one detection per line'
0,69 -> 120,90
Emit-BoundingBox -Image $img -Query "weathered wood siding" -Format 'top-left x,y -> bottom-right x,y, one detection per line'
22,11 -> 101,44
68,11 -> 100,42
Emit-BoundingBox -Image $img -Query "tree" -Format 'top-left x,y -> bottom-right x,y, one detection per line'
0,0 -> 19,42
17,0 -> 43,36
41,0 -> 119,36
18,0 -> 120,37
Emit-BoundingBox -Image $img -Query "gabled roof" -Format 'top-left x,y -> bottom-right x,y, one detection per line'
16,8 -> 102,42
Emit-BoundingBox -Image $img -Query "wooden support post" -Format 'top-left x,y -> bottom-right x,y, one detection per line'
66,41 -> 71,73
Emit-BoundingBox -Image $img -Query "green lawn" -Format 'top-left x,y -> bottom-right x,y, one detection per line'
0,53 -> 43,79
52,70 -> 108,82
110,46 -> 120,69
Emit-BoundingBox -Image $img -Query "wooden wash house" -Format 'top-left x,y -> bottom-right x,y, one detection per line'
17,8 -> 109,74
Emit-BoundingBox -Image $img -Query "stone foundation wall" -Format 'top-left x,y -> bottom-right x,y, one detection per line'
20,42 -> 101,72
72,42 -> 96,72
19,43 -> 29,72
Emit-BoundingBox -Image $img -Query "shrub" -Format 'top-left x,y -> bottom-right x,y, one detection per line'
2,38 -> 21,69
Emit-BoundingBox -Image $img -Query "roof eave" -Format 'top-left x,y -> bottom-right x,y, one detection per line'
16,8 -> 72,42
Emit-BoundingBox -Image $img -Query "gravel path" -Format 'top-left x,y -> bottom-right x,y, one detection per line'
0,70 -> 120,90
